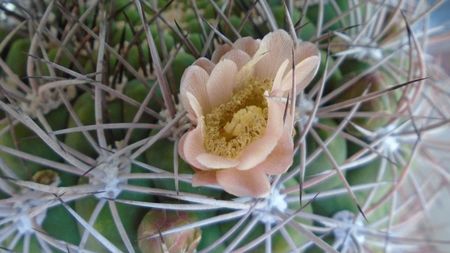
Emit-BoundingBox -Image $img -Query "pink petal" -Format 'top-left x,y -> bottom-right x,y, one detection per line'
211,44 -> 232,63
283,106 -> 295,134
180,66 -> 210,120
215,37 -> 258,85
281,56 -> 320,93
236,98 -> 286,170
186,92 -> 203,118
178,133 -> 188,160
216,167 -> 270,197
256,130 -> 294,175
192,170 -> 218,186
182,123 -> 208,170
233,37 -> 260,57
221,49 -> 251,69
271,59 -> 290,91
254,30 -> 294,80
194,57 -> 215,74
293,41 -> 320,64
206,59 -> 238,108
196,153 -> 239,169
234,47 -> 268,90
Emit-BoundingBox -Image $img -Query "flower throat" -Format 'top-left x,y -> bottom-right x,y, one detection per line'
204,79 -> 271,158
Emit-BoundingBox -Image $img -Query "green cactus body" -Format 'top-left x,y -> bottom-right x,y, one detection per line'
64,84 -> 157,156
0,27 -> 7,48
298,119 -> 357,217
1,170 -> 80,251
272,6 -> 300,28
75,165 -> 153,252
226,15 -> 253,37
5,38 -> 30,78
311,193 -> 357,218
8,235 -> 41,253
111,22 -> 174,68
125,44 -> 150,71
271,201 -> 314,253
269,1 -> 319,40
218,179 -> 313,252
187,33 -> 203,54
298,17 -> 316,42
172,51 -> 196,88
122,79 -> 160,142
114,0 -> 141,26
219,220 -> 264,251
150,25 -> 175,54
346,158 -> 395,223
310,50 -> 343,92
49,47 -> 71,67
304,234 -> 335,253
294,119 -> 347,193
145,137 -> 222,198
347,159 -> 394,202
43,198 -> 81,246
186,19 -> 202,34
197,226 -> 225,253
111,22 -> 135,46
195,211 -> 226,253
306,0 -> 350,31
219,204 -> 314,253
64,84 -> 157,159
0,106 -> 80,250
64,92 -> 97,157
0,106 -> 68,180
336,59 -> 398,133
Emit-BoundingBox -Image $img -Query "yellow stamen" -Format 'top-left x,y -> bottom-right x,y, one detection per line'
204,79 -> 271,158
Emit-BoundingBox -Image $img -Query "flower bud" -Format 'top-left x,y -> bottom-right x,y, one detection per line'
138,210 -> 201,253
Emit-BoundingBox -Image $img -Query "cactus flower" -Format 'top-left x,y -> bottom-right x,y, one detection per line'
178,30 -> 320,197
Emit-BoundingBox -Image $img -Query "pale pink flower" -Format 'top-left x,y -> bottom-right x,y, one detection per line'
178,30 -> 320,197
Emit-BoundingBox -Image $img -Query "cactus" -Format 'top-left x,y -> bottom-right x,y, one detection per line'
0,1 -> 448,252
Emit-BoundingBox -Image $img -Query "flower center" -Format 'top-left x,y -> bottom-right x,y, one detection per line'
204,79 -> 271,158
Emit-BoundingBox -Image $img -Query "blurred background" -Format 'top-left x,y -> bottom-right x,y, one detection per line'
420,1 -> 450,252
